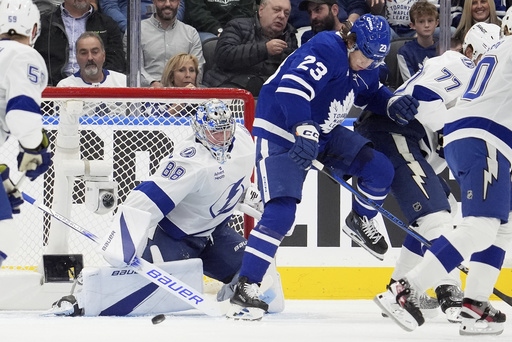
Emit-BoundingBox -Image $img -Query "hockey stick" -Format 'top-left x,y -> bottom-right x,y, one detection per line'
21,192 -> 226,316
311,160 -> 512,306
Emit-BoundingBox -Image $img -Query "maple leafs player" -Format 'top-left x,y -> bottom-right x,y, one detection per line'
50,99 -> 284,317
0,0 -> 52,267
375,22 -> 512,336
358,22 -> 501,324
226,14 -> 420,321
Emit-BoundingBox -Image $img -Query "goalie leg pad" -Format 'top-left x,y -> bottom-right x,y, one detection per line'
76,259 -> 204,316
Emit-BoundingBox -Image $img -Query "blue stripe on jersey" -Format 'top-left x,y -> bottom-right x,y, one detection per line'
470,245 -> 506,269
412,85 -> 443,102
6,95 -> 41,115
444,117 -> 512,148
134,181 -> 175,215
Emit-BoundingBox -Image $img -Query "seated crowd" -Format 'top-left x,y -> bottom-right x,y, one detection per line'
32,0 -> 512,96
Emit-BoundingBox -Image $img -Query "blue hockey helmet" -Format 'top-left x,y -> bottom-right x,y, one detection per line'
350,14 -> 391,69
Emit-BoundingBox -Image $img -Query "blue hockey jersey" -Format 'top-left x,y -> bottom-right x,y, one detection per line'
252,30 -> 393,151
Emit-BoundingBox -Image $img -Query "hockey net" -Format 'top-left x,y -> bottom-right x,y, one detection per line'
0,87 -> 255,282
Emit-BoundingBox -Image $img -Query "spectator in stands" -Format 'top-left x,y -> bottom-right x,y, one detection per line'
298,0 -> 351,46
35,0 -> 125,86
290,0 -> 369,35
160,53 -> 200,116
184,0 -> 255,42
161,53 -> 199,88
57,32 -> 127,87
453,0 -> 501,42
99,0 -> 186,33
34,1 -> 98,15
136,0 -> 205,88
203,0 -> 297,97
397,1 -> 439,82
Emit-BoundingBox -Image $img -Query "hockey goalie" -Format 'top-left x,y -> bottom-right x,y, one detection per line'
49,99 -> 284,317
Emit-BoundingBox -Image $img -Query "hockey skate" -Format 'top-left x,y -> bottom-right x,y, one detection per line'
44,295 -> 83,317
459,298 -> 506,336
374,278 -> 425,332
226,276 -> 269,321
435,284 -> 463,323
343,210 -> 388,260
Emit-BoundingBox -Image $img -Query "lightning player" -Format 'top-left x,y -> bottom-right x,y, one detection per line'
376,24 -> 512,335
0,0 -> 52,267
50,99 -> 284,316
357,22 -> 501,323
226,14 -> 420,321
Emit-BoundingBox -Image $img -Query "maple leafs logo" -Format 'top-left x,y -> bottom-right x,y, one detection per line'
319,90 -> 354,134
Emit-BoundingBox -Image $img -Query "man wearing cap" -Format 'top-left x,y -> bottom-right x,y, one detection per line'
298,0 -> 369,45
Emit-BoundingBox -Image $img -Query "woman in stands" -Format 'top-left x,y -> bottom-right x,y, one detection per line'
453,0 -> 501,42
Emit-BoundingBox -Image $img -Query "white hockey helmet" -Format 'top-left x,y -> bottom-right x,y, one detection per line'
0,0 -> 41,46
463,22 -> 501,63
501,6 -> 512,37
192,99 -> 236,164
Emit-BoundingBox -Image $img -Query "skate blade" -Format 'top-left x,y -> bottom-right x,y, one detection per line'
226,304 -> 265,321
459,319 -> 504,336
374,292 -> 418,332
445,307 -> 462,323
341,228 -> 385,261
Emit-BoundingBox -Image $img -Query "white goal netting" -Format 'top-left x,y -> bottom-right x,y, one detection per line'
1,87 -> 255,273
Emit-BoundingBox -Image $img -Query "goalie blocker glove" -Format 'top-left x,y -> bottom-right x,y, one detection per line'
386,95 -> 419,126
99,205 -> 152,268
0,164 -> 23,214
17,129 -> 53,181
288,121 -> 320,170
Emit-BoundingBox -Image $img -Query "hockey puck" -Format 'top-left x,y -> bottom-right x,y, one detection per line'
151,314 -> 166,325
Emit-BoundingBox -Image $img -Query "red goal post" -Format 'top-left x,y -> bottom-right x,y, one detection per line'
1,87 -> 255,272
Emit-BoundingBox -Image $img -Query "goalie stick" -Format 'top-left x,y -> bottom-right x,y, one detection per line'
311,160 -> 512,307
21,192 -> 226,317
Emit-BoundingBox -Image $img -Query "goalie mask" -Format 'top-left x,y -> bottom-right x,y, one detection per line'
193,99 -> 236,164
0,0 -> 41,46
350,14 -> 391,70
463,22 -> 501,63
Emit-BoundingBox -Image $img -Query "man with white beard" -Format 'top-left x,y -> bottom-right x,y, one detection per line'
57,32 -> 126,87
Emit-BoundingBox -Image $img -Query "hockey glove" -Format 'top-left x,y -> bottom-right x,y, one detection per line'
99,205 -> 152,268
17,129 -> 52,181
386,95 -> 419,125
235,183 -> 264,219
288,122 -> 320,170
0,164 -> 23,214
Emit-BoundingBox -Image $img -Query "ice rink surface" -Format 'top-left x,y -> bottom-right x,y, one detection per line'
2,299 -> 511,342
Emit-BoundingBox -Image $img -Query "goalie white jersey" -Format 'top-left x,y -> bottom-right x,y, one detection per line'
123,123 -> 255,238
443,37 -> 512,162
0,40 -> 47,148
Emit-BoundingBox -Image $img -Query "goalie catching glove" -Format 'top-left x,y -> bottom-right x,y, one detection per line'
17,129 -> 53,181
0,164 -> 23,214
288,121 -> 320,170
235,183 -> 264,220
99,205 -> 152,268
386,95 -> 419,126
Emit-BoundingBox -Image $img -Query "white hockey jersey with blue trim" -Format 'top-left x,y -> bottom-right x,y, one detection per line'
444,37 -> 512,163
123,123 -> 255,238
0,40 -> 47,149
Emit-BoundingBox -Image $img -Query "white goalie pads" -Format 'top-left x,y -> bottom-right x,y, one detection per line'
98,205 -> 152,268
76,259 -> 204,316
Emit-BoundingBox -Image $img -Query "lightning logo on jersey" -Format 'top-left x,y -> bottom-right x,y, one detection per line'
483,143 -> 499,200
392,134 -> 428,198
